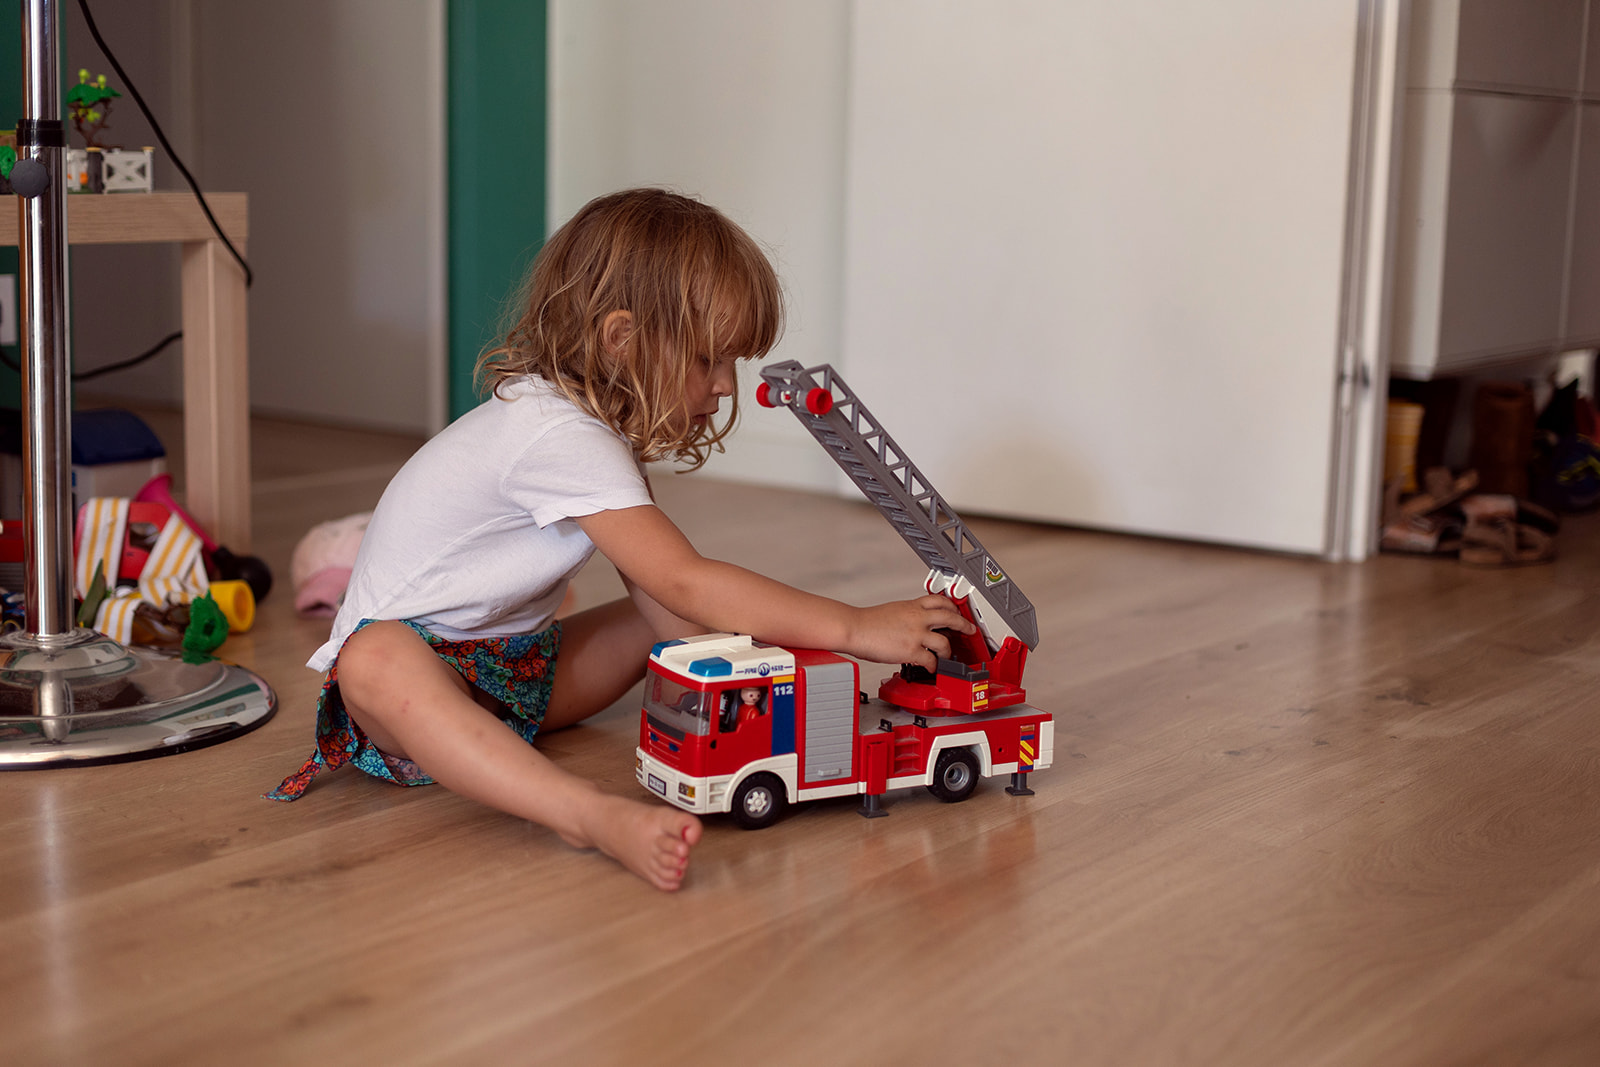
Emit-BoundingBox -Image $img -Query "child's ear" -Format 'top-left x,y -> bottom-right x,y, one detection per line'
600,310 -> 635,360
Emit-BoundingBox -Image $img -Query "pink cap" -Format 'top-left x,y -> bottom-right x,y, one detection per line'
294,566 -> 354,618
290,512 -> 370,618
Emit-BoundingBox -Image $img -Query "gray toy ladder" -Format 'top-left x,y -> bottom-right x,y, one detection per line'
758,360 -> 1038,651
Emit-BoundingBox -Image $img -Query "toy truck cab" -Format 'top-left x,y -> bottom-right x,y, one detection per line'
636,633 -> 853,828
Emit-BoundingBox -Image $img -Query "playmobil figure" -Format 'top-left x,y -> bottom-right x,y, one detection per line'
265,188 -> 972,891
719,686 -> 766,732
735,686 -> 766,725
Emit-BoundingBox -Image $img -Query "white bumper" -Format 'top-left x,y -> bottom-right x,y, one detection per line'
636,749 -> 717,815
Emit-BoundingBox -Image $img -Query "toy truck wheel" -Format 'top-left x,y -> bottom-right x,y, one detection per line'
927,748 -> 980,803
731,773 -> 787,830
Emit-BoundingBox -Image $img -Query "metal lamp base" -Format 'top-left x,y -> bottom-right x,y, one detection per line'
0,628 -> 275,769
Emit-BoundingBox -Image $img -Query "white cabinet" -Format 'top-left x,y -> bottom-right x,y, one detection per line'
1435,94 -> 1571,359
1569,105 -> 1600,340
1447,0 -> 1584,94
1390,0 -> 1596,378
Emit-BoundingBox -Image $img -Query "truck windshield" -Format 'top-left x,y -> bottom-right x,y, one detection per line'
644,675 -> 711,736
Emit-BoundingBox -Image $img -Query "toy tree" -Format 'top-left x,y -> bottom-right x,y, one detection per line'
66,69 -> 121,149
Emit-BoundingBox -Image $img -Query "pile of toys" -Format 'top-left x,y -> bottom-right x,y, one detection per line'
0,472 -> 271,659
0,405 -> 269,655
69,472 -> 271,657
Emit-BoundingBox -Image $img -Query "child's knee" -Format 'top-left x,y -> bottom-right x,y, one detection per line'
336,621 -> 417,701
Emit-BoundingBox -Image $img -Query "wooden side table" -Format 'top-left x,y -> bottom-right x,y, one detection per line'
0,192 -> 252,551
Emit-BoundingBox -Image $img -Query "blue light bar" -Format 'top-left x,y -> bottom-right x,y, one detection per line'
687,656 -> 733,678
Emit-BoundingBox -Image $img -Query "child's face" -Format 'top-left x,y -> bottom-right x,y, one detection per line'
684,351 -> 737,430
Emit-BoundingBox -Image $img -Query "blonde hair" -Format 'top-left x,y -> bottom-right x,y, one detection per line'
477,188 -> 784,470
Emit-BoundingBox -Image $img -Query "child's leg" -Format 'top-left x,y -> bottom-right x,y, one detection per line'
336,617 -> 700,891
539,596 -> 659,730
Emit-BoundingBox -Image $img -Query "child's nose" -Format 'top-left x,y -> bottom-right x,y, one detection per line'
713,363 -> 735,395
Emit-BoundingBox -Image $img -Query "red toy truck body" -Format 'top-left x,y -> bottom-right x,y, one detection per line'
635,632 -> 1053,827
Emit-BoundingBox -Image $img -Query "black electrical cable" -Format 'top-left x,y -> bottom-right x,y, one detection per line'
75,0 -> 253,288
72,330 -> 182,381
0,330 -> 182,382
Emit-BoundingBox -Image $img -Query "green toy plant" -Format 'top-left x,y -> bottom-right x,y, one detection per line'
181,592 -> 229,663
66,69 -> 121,149
76,560 -> 109,628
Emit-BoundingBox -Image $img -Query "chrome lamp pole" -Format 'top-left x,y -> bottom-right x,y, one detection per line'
0,0 -> 273,767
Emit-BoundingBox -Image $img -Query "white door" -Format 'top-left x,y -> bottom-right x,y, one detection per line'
839,1 -> 1382,554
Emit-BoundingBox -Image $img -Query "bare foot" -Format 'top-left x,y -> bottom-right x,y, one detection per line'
562,791 -> 703,891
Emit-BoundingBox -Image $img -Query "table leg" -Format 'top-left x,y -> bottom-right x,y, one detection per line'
180,237 -> 251,552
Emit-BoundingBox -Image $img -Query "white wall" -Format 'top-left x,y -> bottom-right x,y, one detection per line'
66,0 -> 445,436
549,0 -> 851,491
64,0 -> 186,406
191,0 -> 446,434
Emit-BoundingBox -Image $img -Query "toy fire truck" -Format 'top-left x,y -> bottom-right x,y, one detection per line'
634,361 -> 1053,828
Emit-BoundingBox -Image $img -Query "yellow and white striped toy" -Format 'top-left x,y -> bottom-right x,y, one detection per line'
74,497 -> 209,644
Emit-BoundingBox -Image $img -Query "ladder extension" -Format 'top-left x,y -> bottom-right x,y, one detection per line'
758,361 -> 1038,651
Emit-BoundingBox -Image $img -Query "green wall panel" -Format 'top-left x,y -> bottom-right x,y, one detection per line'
447,0 -> 547,421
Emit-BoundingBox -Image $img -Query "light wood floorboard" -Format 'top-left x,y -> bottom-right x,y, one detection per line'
3,408 -> 1599,1065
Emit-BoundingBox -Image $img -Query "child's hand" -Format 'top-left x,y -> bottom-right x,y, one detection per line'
846,595 -> 976,667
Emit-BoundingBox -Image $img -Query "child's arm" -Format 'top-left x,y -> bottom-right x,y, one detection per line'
618,573 -> 703,644
577,504 -> 973,668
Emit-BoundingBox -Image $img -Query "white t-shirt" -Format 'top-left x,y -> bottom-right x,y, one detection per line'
308,376 -> 653,671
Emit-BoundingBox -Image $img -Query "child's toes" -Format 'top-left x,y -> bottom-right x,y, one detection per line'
653,854 -> 688,889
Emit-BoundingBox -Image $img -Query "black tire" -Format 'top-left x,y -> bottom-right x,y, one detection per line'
731,773 -> 787,830
927,748 -> 980,803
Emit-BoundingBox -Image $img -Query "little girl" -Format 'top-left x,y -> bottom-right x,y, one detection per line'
266,188 -> 972,891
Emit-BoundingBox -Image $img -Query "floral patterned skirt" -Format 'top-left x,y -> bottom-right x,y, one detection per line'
264,618 -> 562,801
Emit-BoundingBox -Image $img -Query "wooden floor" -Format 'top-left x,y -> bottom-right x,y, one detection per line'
4,408 -> 1600,1066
